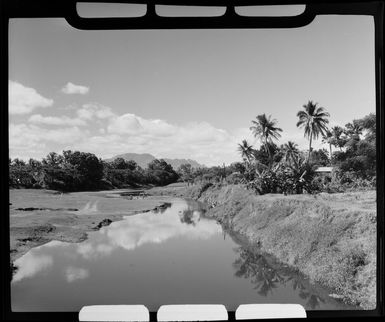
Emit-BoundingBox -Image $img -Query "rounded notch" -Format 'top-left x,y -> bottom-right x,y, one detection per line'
235,4 -> 306,17
76,2 -> 147,18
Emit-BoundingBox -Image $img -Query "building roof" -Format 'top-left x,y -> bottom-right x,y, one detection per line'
315,166 -> 333,173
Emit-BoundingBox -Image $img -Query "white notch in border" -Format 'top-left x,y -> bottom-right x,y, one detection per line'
79,305 -> 149,321
236,304 -> 306,319
157,305 -> 228,321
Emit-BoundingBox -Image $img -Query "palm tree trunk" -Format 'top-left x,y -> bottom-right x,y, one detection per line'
265,139 -> 272,168
329,143 -> 333,165
307,134 -> 313,163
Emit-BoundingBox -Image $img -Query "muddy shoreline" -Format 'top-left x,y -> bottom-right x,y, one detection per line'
10,189 -> 173,266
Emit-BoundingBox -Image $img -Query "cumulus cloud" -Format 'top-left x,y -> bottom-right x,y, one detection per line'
28,114 -> 87,126
9,81 -> 53,115
13,253 -> 53,282
61,82 -> 89,95
65,267 -> 89,283
75,202 -> 221,260
9,123 -> 87,160
77,103 -> 114,120
108,114 -> 177,137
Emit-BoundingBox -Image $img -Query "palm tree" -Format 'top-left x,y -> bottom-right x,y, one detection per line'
322,130 -> 333,164
238,140 -> 254,164
250,114 -> 282,165
345,120 -> 363,139
296,101 -> 330,162
282,141 -> 299,168
330,125 -> 346,151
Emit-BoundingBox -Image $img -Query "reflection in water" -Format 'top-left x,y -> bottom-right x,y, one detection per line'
233,247 -> 327,309
65,266 -> 89,283
92,200 -> 219,256
13,253 -> 53,282
76,201 -> 99,215
179,200 -> 205,226
12,198 -> 353,311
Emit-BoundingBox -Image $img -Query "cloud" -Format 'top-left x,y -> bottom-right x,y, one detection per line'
9,81 -> 53,115
75,202 -> 221,260
9,123 -> 86,160
28,114 -> 87,126
65,267 -> 89,283
77,103 -> 114,120
13,253 -> 53,282
61,82 -> 89,95
107,113 -> 177,137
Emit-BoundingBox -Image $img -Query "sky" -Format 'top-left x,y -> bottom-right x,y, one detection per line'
8,10 -> 375,166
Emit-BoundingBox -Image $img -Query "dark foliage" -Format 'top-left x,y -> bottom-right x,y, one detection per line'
9,151 -> 179,191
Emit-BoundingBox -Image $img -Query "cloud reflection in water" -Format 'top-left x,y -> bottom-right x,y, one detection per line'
78,200 -> 221,259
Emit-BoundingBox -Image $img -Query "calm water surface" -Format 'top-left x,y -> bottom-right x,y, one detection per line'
12,197 -> 353,311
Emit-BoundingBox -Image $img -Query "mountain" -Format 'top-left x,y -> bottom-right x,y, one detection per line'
105,153 -> 202,170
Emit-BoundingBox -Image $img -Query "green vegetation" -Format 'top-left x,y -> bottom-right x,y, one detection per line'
9,151 -> 179,191
236,102 -> 376,195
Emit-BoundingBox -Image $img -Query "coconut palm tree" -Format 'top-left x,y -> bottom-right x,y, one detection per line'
282,141 -> 300,168
345,120 -> 363,139
250,114 -> 282,165
330,125 -> 346,151
238,140 -> 254,164
296,101 -> 330,162
322,130 -> 333,164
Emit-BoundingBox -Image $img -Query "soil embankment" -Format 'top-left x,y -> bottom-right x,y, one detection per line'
10,189 -> 172,264
149,184 -> 376,310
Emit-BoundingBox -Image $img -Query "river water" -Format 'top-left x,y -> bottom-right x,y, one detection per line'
11,197 -> 353,312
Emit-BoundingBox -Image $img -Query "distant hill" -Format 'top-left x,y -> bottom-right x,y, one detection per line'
105,153 -> 202,170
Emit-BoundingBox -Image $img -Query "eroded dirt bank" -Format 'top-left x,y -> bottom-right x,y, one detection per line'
149,184 -> 376,310
10,189 -> 172,264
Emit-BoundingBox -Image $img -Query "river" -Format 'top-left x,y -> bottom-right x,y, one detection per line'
11,196 -> 353,312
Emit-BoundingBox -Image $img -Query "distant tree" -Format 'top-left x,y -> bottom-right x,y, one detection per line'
42,152 -> 63,167
126,160 -> 138,171
309,149 -> 330,167
177,164 -> 193,184
357,113 -> 376,142
322,130 -> 333,163
28,158 -> 42,169
147,159 -> 178,185
111,157 -> 129,170
329,126 -> 346,151
237,140 -> 254,163
345,120 -> 363,139
296,101 -> 330,162
228,162 -> 246,175
250,114 -> 282,166
11,158 -> 26,167
281,141 -> 299,167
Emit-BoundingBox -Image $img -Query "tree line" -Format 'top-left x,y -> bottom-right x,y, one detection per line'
9,151 -> 179,191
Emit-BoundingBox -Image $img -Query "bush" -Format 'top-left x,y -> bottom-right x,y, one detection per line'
226,172 -> 244,184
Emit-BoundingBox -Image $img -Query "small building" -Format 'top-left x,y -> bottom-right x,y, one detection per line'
315,166 -> 334,174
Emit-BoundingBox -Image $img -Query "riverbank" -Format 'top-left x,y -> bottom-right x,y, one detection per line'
10,189 -> 171,264
149,183 -> 376,310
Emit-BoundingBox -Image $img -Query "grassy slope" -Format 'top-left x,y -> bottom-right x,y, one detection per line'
150,184 -> 376,309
